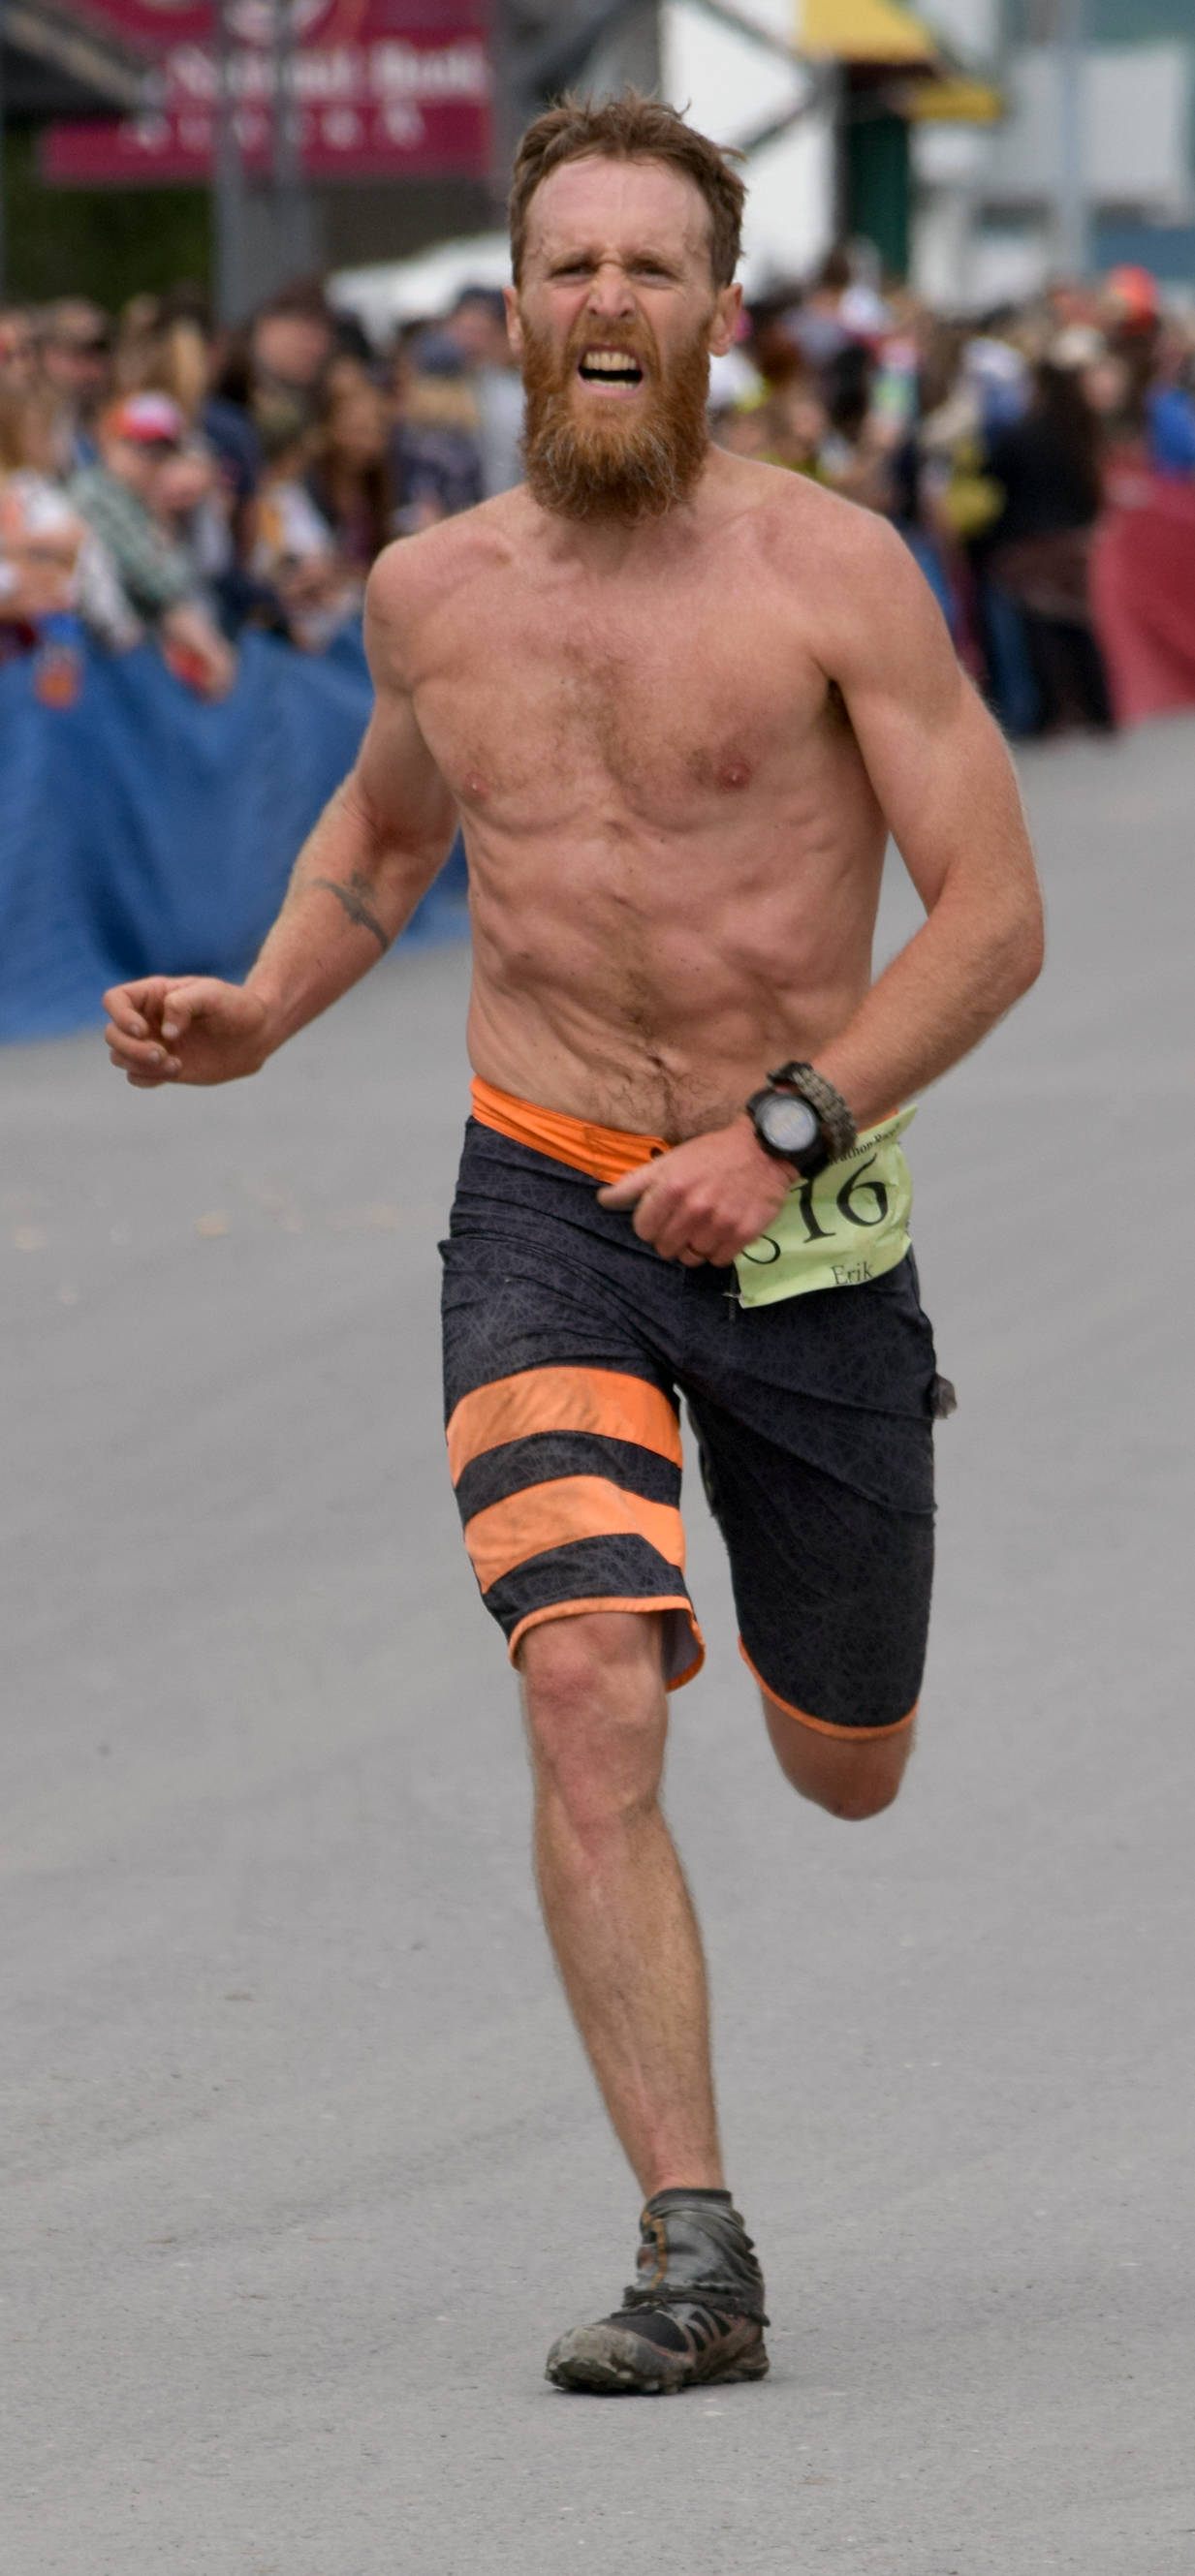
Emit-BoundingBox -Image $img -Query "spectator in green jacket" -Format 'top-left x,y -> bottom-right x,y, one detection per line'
71,392 -> 235,698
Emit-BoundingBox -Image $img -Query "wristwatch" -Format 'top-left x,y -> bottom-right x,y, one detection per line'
744,1062 -> 857,1177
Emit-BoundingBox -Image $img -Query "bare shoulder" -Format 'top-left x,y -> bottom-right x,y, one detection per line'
715,454 -> 958,701
726,455 -> 925,599
364,489 -> 527,676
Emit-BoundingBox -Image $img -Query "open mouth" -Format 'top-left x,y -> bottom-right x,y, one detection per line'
576,348 -> 645,389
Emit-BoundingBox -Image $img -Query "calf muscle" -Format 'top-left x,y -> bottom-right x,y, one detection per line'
520,1615 -> 723,2196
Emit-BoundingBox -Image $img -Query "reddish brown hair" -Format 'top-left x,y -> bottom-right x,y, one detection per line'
509,92 -> 745,290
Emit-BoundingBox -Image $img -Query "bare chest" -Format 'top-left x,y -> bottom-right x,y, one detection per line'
413,582 -> 832,828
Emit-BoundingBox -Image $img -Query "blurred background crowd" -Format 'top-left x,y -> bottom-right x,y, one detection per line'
2,248 -> 1192,738
0,275 -> 519,702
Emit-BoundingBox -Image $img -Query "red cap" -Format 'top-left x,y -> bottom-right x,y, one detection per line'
108,392 -> 186,446
1105,264 -> 1158,325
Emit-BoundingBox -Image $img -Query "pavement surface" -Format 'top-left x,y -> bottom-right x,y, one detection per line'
4,717 -> 1193,2576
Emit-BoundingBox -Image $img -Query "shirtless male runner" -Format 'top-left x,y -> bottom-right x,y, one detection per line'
104,96 -> 1043,2395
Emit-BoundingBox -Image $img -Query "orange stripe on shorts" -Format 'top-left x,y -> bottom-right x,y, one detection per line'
447,1364 -> 682,1486
463,1474 -> 685,1595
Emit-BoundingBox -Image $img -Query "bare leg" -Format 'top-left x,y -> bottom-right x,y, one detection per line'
760,1687 -> 915,1818
519,1610 -> 722,2197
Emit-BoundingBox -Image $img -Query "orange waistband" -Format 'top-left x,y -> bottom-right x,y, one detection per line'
470,1076 -> 669,1187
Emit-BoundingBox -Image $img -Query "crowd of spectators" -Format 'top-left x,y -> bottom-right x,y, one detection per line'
711,251 -> 1195,736
0,276 -> 522,701
1,252 -> 1193,736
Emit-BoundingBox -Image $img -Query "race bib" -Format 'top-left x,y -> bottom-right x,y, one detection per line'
734,1108 -> 916,1308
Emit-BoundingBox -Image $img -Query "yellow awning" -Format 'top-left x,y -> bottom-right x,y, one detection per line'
799,0 -> 939,66
907,76 -> 1003,122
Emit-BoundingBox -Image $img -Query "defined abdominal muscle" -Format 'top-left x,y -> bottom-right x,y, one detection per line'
466,866 -> 874,1139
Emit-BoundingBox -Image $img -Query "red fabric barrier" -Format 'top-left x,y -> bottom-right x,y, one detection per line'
1092,460 -> 1195,727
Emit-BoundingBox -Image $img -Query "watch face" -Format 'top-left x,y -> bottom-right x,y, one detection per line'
760,1093 -> 819,1157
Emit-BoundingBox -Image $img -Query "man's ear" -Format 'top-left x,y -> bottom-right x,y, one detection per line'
503,286 -> 523,357
708,282 -> 743,360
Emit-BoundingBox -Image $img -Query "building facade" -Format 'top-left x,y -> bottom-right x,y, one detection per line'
664,0 -> 1195,307
915,0 -> 1195,304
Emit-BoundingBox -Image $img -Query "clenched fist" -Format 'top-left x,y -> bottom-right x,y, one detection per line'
598,1118 -> 794,1266
103,975 -> 271,1088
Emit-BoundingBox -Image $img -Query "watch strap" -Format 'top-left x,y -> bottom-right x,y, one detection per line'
766,1061 -> 857,1164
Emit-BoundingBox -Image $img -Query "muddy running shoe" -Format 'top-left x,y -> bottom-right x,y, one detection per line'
546,2188 -> 769,2394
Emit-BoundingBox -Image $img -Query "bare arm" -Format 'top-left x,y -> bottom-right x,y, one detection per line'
244,593 -> 456,1050
811,513 -> 1044,1128
104,555 -> 457,1085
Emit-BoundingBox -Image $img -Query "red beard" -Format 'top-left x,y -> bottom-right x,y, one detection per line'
519,307 -> 712,524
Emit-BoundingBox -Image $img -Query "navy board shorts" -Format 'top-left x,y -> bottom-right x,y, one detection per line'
440,1084 -> 946,1740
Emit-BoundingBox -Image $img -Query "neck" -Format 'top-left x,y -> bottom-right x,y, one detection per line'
534,440 -> 725,574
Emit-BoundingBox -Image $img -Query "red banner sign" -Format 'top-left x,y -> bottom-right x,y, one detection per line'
44,1 -> 490,185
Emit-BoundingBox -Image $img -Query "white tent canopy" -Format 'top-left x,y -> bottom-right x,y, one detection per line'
329,234 -> 514,346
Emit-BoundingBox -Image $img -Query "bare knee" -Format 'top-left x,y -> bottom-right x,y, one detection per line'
519,1611 -> 668,1835
760,1690 -> 915,1821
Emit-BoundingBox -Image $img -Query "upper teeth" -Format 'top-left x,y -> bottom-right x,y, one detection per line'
582,351 -> 640,373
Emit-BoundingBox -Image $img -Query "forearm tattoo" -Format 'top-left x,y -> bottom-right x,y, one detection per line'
311,871 -> 391,953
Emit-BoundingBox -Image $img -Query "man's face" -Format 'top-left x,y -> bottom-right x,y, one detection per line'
507,155 -> 740,524
42,326 -> 110,413
100,431 -> 176,500
252,311 -> 332,390
450,296 -> 512,370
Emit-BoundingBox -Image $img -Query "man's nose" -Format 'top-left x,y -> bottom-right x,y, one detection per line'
584,262 -> 637,322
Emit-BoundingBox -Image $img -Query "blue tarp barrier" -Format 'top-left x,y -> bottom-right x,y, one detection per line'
0,624 -> 467,1043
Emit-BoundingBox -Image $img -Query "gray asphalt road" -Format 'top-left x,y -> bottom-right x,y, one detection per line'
4,719 -> 1193,2576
